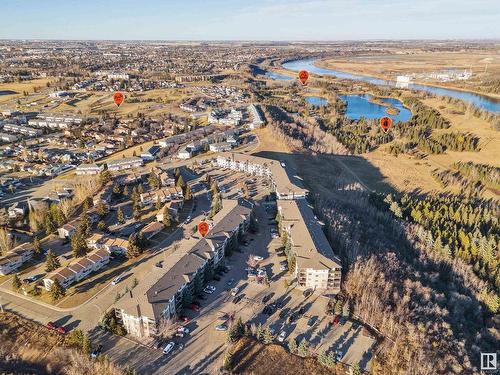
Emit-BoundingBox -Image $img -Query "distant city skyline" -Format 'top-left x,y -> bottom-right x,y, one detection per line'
1,0 -> 499,40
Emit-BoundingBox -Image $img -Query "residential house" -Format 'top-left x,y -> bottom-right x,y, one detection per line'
43,248 -> 110,290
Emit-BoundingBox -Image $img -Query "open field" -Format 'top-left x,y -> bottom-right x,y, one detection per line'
318,50 -> 500,98
0,77 -> 57,104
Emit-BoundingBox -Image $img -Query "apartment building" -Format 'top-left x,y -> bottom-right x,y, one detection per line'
215,153 -> 308,200
106,157 -> 144,171
76,163 -> 104,175
43,248 -> 110,290
2,123 -> 42,137
277,199 -> 342,293
248,104 -> 264,129
28,114 -> 83,130
0,243 -> 34,275
114,199 -> 253,339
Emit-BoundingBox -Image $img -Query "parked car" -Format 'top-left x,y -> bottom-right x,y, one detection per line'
190,303 -> 201,312
177,327 -> 190,334
213,275 -> 221,281
178,316 -> 190,323
155,339 -> 165,349
336,351 -> 344,362
203,287 -> 214,294
253,255 -> 264,261
303,289 -> 313,298
277,330 -> 286,343
112,275 -> 124,285
307,316 -> 317,327
332,315 -> 341,326
23,275 -> 40,283
227,278 -> 235,286
91,344 -> 103,359
47,321 -> 66,334
231,287 -> 239,296
163,342 -> 175,355
215,324 -> 228,331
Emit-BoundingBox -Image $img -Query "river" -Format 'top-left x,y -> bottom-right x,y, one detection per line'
280,58 -> 500,113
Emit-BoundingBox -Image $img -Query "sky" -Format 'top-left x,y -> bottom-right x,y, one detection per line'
1,0 -> 499,40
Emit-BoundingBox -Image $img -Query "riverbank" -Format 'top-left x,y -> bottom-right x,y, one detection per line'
315,59 -> 500,101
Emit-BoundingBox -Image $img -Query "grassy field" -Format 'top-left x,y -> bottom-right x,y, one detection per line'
0,77 -> 57,105
318,51 -> 500,98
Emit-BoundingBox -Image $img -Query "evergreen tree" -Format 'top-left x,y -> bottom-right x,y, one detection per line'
297,338 -> 309,357
82,334 -> 92,355
184,185 -> 192,201
12,273 -> 22,291
50,278 -> 66,301
33,236 -> 42,257
263,327 -> 275,344
255,323 -> 264,341
176,175 -> 185,188
71,230 -> 88,258
45,249 -> 60,272
163,208 -> 171,227
351,362 -> 362,375
117,207 -> 125,223
287,338 -> 297,354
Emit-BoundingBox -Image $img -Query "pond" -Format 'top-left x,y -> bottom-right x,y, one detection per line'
339,94 -> 412,122
264,71 -> 294,81
305,96 -> 328,106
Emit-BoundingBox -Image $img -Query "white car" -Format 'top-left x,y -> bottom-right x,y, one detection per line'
336,351 -> 344,362
231,287 -> 239,296
253,256 -> 264,261
277,330 -> 286,342
177,327 -> 190,334
112,275 -> 124,285
203,287 -> 214,294
163,341 -> 175,355
207,285 -> 216,291
215,324 -> 228,331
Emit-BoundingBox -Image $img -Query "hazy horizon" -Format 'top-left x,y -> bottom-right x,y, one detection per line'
1,0 -> 499,40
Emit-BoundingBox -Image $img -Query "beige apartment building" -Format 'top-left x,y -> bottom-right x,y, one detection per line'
277,199 -> 342,293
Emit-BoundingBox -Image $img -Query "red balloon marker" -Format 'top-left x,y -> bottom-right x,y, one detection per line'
198,221 -> 209,237
298,70 -> 309,85
380,117 -> 392,132
113,92 -> 124,107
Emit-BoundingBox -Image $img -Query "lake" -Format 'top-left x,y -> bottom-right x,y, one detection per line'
264,71 -> 293,81
281,58 -> 500,113
340,94 -> 412,122
305,96 -> 328,106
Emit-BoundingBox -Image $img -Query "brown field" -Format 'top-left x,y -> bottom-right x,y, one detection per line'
231,337 -> 342,375
317,51 -> 500,98
254,94 -> 499,198
0,77 -> 57,104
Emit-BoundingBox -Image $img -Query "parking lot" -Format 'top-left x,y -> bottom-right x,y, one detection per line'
89,164 -> 376,374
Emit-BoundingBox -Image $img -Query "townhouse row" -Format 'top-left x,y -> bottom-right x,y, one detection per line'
43,248 -> 110,291
140,186 -> 183,206
0,243 -> 34,275
114,198 -> 253,339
